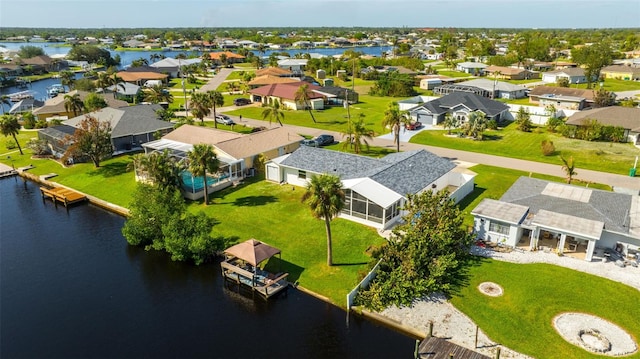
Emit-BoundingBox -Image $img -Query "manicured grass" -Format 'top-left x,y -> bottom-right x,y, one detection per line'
497,97 -> 531,105
436,70 -> 472,78
410,123 -> 640,175
547,79 -> 640,92
457,164 -> 610,228
225,69 -> 255,81
168,78 -> 205,90
451,259 -> 640,359
505,78 -> 543,85
191,176 -> 384,305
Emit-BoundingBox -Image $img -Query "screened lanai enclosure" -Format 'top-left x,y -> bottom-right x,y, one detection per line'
138,139 -> 244,200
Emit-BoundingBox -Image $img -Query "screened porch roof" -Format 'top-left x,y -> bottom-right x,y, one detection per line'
532,209 -> 604,240
342,177 -> 403,208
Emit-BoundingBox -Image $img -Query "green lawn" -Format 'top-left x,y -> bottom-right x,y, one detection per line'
548,78 -> 640,92
410,123 -> 640,175
168,78 -> 206,90
225,69 -> 255,81
451,259 -> 640,359
190,176 -> 384,305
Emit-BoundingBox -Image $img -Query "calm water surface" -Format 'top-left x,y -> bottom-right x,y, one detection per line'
0,178 -> 413,358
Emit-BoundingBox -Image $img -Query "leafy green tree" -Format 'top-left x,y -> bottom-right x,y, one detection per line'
64,93 -> 85,117
261,99 -> 285,127
571,42 -> 613,89
301,174 -> 345,267
26,138 -> 49,155
381,102 -> 408,152
560,155 -> 577,184
18,45 -> 45,58
443,112 -> 458,135
294,83 -> 317,123
67,45 -> 117,66
156,108 -> 175,121
59,70 -> 76,91
593,87 -> 616,107
0,114 -> 23,155
84,93 -> 108,112
342,115 -> 374,154
187,144 -> 219,206
556,77 -> 570,88
369,71 -> 416,97
162,212 -> 219,265
73,78 -> 96,92
356,190 -> 474,310
63,116 -> 112,167
21,111 -> 36,129
515,107 -> 532,132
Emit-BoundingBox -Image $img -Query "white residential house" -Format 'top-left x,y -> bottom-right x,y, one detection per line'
456,62 -> 488,75
266,146 -> 476,230
541,68 -> 588,84
472,177 -> 640,261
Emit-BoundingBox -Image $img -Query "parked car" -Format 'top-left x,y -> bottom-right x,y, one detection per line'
215,114 -> 235,125
405,121 -> 422,131
234,98 -> 251,106
302,134 -> 335,147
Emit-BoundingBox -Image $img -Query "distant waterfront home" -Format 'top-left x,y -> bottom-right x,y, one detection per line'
248,75 -> 300,88
209,51 -> 246,65
528,86 -> 594,109
472,177 -> 640,261
407,92 -> 509,126
266,146 -> 475,229
104,82 -> 141,102
13,55 -> 56,73
32,90 -> 128,121
600,65 -> 640,81
37,104 -> 173,158
565,107 -> 640,144
150,57 -> 202,78
142,125 -> 303,200
541,68 -> 588,84
277,59 -> 308,74
256,67 -> 294,77
455,62 -> 488,75
117,67 -> 168,86
483,65 -> 539,80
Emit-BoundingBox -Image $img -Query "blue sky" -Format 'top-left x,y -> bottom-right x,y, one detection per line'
1,0 -> 639,28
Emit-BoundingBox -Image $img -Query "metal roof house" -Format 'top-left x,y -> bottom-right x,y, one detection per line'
472,177 -> 640,261
407,92 -> 510,126
266,146 -> 476,229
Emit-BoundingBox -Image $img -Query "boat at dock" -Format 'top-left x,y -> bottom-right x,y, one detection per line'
8,90 -> 34,102
221,239 -> 289,299
47,84 -> 66,97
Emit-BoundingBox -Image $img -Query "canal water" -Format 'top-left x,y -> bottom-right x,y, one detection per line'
0,42 -> 391,101
0,177 -> 414,358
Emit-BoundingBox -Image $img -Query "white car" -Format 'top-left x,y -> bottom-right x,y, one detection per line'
215,115 -> 235,125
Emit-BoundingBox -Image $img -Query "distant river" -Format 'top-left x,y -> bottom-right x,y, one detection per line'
0,177 -> 414,358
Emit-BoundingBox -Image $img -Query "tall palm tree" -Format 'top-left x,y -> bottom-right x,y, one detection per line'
0,95 -> 11,114
187,144 -> 219,205
463,111 -> 487,139
294,84 -> 317,123
0,114 -> 23,155
560,155 -> 577,184
261,100 -> 285,127
443,112 -> 458,135
342,115 -> 374,154
206,90 -> 224,129
381,101 -> 408,152
189,92 -> 212,124
301,174 -> 345,267
64,93 -> 85,117
59,70 -> 75,91
143,85 -> 174,104
130,150 -> 184,190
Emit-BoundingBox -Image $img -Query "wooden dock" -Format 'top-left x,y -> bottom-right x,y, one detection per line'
221,260 -> 289,299
417,337 -> 491,359
40,186 -> 87,208
0,163 -> 17,178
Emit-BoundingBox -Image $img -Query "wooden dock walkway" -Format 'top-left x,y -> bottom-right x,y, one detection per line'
417,337 -> 491,359
40,186 -> 87,208
0,163 -> 17,178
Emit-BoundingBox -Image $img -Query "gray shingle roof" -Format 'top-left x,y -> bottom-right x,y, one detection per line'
280,146 -> 455,197
415,92 -> 509,117
65,104 -> 172,139
500,177 -> 631,234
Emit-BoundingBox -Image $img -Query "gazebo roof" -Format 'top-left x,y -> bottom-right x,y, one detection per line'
224,239 -> 281,267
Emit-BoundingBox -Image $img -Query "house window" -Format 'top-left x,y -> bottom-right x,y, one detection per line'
298,170 -> 306,179
489,221 -> 510,236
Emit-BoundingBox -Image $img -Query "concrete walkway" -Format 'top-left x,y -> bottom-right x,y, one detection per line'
197,67 -> 235,93
219,112 -> 640,192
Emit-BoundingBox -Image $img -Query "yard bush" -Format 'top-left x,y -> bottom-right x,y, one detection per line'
546,116 -> 564,132
541,140 -> 556,156
5,138 -> 17,150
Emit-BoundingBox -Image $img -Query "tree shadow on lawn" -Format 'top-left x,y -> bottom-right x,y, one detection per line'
332,261 -> 370,266
480,134 -> 503,141
456,186 -> 487,211
446,255 -> 490,299
87,161 -> 129,177
264,257 -> 305,284
233,195 -> 278,206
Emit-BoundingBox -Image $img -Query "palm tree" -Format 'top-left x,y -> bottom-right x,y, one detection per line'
143,85 -> 174,104
462,111 -> 487,139
0,95 -> 11,114
560,155 -> 577,184
294,83 -> 317,123
130,150 -> 184,190
189,92 -> 212,124
443,112 -> 458,135
0,114 -> 23,155
301,174 -> 345,267
381,101 -> 408,152
64,93 -> 85,117
59,70 -> 75,91
342,115 -> 374,154
187,144 -> 219,205
206,90 -> 224,129
252,55 -> 264,70
261,100 -> 285,127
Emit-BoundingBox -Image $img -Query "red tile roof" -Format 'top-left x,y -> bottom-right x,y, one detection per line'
209,51 -> 245,60
249,82 -> 324,101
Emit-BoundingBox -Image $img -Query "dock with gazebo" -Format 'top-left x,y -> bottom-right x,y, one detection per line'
221,239 -> 289,299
